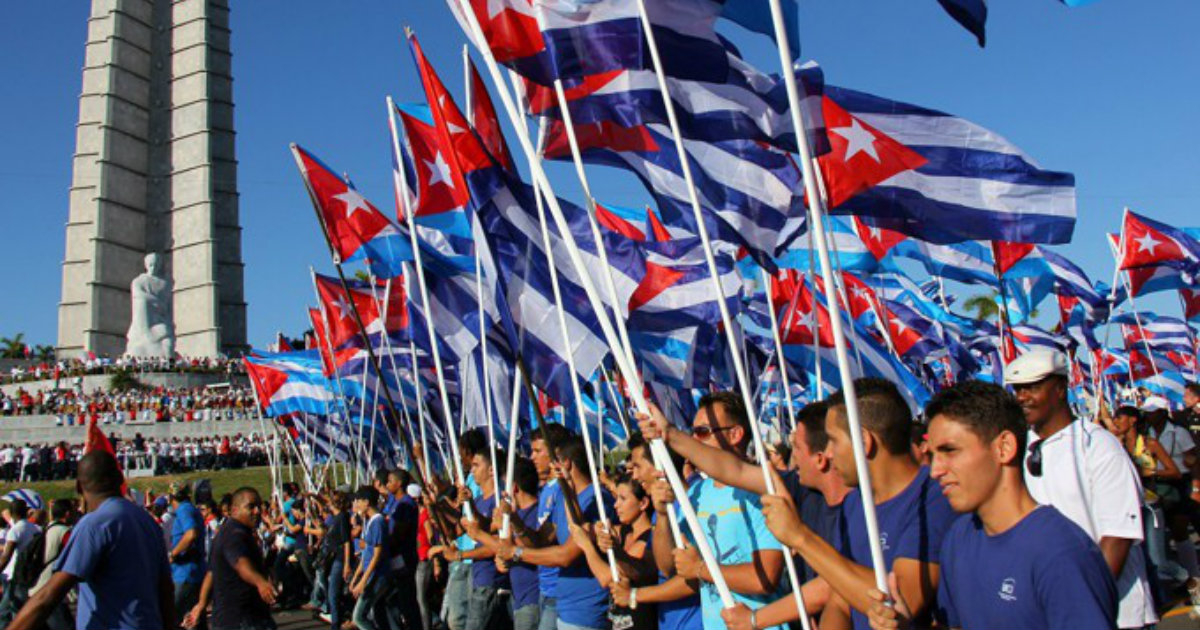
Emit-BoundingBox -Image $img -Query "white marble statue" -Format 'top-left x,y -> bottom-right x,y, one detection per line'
125,252 -> 175,357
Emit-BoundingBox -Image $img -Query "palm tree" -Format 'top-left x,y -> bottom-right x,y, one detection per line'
0,333 -> 26,359
34,345 -> 55,361
961,292 -> 999,323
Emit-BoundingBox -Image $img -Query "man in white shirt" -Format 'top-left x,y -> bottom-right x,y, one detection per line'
0,499 -> 43,624
1006,350 -> 1157,629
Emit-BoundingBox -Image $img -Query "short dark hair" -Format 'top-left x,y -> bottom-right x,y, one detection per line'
388,469 -> 411,488
1186,382 -> 1200,398
355,485 -> 380,506
77,451 -> 124,495
827,378 -> 912,456
556,436 -> 590,475
627,431 -> 684,476
924,381 -> 1027,455
698,391 -> 750,450
459,428 -> 488,460
797,401 -> 830,453
373,469 -> 390,486
513,456 -> 539,497
1115,405 -> 1141,420
50,498 -> 71,522
231,487 -> 260,509
8,498 -> 28,519
533,423 -> 571,452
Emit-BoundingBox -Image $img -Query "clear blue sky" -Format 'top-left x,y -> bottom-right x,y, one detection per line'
1,0 -> 1196,349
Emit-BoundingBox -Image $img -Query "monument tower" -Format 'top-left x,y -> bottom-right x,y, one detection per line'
58,0 -> 246,358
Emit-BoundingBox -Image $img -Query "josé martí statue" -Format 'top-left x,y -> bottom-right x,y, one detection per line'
125,252 -> 175,358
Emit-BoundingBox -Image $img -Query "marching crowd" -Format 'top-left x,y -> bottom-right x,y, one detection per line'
1,350 -> 1199,630
0,384 -> 257,423
0,434 -> 274,482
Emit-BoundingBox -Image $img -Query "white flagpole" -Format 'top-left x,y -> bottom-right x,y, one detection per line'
446,7 -> 721,600
767,0 -> 889,593
499,366 -> 523,538
407,335 -> 434,481
526,125 -> 620,579
632,0 -> 809,615
387,96 -> 472,518
761,267 -> 799,433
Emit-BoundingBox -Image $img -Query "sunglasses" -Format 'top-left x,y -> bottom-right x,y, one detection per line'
691,425 -> 735,439
1026,439 -> 1044,478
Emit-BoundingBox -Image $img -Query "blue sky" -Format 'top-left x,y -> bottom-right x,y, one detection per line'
1,0 -> 1196,349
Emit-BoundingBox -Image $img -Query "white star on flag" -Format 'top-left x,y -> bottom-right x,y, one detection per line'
1134,232 -> 1162,255
424,152 -> 455,188
331,296 -> 354,323
487,0 -> 534,20
334,189 -> 371,218
890,317 -> 908,335
832,119 -> 881,162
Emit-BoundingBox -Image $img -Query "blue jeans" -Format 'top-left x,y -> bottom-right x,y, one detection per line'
352,573 -> 393,630
327,560 -> 345,630
466,585 -> 506,630
443,561 -> 471,630
537,595 -> 558,630
513,602 -> 541,630
416,560 -> 435,630
0,579 -> 28,626
309,565 -> 329,609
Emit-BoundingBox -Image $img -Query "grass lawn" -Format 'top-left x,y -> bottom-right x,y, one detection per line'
0,466 -> 298,504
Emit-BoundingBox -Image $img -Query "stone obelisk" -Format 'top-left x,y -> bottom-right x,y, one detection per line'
58,0 -> 247,358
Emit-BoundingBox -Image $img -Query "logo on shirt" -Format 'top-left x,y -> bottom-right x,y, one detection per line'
878,532 -> 890,552
998,578 -> 1017,602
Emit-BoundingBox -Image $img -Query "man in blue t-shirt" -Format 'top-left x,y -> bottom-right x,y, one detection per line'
349,486 -> 395,630
8,451 -> 174,630
502,436 -> 614,630
458,450 -> 511,630
752,379 -> 956,630
168,487 -> 206,626
865,381 -> 1118,630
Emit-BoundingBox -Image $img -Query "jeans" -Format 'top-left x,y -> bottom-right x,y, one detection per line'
442,561 -> 471,630
466,585 -> 507,630
0,579 -> 28,626
513,602 -> 541,630
175,580 -> 204,629
416,560 -> 436,630
538,595 -> 558,630
309,565 -> 329,610
327,560 -> 346,630
557,621 -> 607,630
388,567 -> 422,630
352,573 -> 393,630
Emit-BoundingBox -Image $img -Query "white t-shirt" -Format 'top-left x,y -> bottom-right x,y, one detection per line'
1149,422 -> 1195,475
3,519 -> 42,580
1025,419 -> 1157,629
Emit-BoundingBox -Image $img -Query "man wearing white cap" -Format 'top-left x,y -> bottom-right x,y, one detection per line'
1005,350 -> 1157,629
1142,395 -> 1200,583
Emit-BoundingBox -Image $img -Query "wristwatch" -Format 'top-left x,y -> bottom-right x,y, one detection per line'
629,587 -> 638,610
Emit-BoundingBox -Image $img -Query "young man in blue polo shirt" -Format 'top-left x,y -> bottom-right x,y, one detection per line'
502,436 -> 614,630
751,379 -> 957,630
865,381 -> 1118,630
169,486 -> 206,627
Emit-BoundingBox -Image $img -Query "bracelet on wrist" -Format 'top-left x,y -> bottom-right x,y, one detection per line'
629,587 -> 638,610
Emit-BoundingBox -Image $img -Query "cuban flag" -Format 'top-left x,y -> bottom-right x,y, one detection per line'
776,216 -> 891,273
1117,210 -> 1200,281
313,273 -> 408,350
826,85 -> 1076,245
1114,313 -> 1196,355
544,117 -> 805,272
890,239 -> 997,287
245,350 -> 337,417
292,145 -> 413,278
1183,289 -> 1200,323
1010,324 -> 1070,353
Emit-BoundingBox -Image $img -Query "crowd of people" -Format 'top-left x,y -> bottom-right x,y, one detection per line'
0,384 -> 256,423
0,433 -> 274,482
2,355 -> 245,385
1,350 -> 1199,630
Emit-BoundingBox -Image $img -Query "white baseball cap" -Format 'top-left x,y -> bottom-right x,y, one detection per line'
1142,396 -> 1170,413
1003,350 -> 1069,385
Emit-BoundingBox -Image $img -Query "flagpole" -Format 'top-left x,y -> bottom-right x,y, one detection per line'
447,6 -> 716,596
309,267 -> 360,471
245,373 -> 283,508
499,366 -> 523,538
290,146 -> 431,495
761,268 -> 799,433
527,134 -> 621,579
367,273 -> 421,461
385,99 -> 473,517
407,335 -> 433,480
767,0 -> 888,596
634,0 -> 810,615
